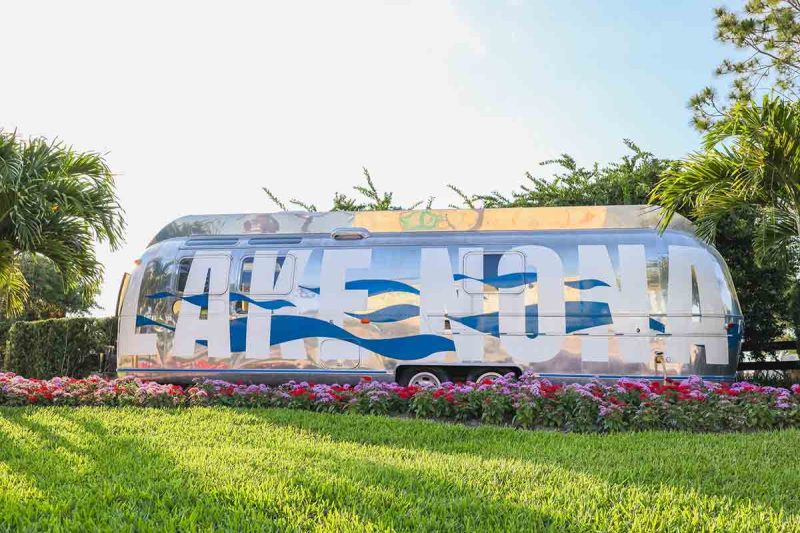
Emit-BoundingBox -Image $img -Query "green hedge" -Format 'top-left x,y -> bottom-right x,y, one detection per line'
0,321 -> 14,367
3,317 -> 117,379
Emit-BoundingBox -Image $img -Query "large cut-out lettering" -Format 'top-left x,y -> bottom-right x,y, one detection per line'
318,249 -> 371,362
578,245 -> 650,363
174,253 -> 231,358
419,247 -> 484,361
499,245 -> 565,363
118,261 -> 157,357
666,245 -> 728,365
245,250 -> 311,359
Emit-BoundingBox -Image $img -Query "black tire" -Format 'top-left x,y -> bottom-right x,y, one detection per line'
466,368 -> 508,384
397,366 -> 449,387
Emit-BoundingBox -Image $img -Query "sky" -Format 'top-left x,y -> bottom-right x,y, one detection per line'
0,0 -> 732,315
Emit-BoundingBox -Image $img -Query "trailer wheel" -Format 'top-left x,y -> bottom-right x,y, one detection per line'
399,367 -> 448,387
467,369 -> 507,384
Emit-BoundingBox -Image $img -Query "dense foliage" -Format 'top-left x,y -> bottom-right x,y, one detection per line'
264,167 -> 431,212
11,254 -> 98,320
714,206 -> 797,355
690,1 -> 800,129
2,317 -> 116,379
652,96 -> 800,352
0,131 -> 124,317
653,96 -> 800,260
448,140 -> 665,208
2,372 -> 799,433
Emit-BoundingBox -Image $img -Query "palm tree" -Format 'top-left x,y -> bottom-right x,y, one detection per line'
0,131 -> 124,316
650,95 -> 800,353
651,95 -> 800,265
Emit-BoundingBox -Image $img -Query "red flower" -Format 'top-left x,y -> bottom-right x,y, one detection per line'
398,386 -> 417,400
290,388 -> 305,397
432,389 -> 445,399
361,376 -> 373,382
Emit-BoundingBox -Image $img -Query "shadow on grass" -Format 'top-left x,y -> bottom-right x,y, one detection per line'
0,408 -> 588,531
0,408 -> 223,530
242,408 -> 800,519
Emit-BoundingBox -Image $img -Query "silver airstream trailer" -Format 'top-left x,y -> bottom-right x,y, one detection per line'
116,205 -> 743,385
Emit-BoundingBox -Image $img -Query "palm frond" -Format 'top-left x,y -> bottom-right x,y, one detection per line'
0,131 -> 124,312
0,241 -> 29,317
650,95 -> 800,267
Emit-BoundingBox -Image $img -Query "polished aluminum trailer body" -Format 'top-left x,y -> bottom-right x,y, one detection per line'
117,206 -> 743,383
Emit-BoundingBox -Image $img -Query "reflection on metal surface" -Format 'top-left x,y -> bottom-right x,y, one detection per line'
121,206 -> 742,384
149,205 -> 692,245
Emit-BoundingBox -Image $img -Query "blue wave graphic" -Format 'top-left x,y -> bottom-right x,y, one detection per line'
227,315 -> 453,359
149,277 -> 612,314
564,279 -> 611,290
147,291 -> 295,311
450,301 -> 613,338
452,273 -> 609,291
229,293 -> 295,311
565,301 -> 613,333
146,291 -> 208,307
137,307 -> 678,360
451,311 -> 501,337
728,322 -> 742,353
301,279 -> 420,297
135,315 -> 175,331
453,272 -> 538,289
649,317 -> 666,333
146,291 -> 174,299
346,304 -> 420,323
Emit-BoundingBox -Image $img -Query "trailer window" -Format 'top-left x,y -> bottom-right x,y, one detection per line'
175,258 -> 210,294
174,254 -> 230,296
462,251 -> 526,294
140,259 -> 172,310
236,254 -> 295,313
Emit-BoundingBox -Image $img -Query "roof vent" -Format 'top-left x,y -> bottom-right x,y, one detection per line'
185,237 -> 239,247
248,236 -> 302,246
331,227 -> 370,240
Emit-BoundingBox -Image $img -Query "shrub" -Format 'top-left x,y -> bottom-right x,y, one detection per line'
3,317 -> 116,379
1,371 -> 800,433
0,321 -> 13,366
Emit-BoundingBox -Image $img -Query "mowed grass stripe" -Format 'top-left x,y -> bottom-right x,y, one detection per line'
0,407 -> 797,532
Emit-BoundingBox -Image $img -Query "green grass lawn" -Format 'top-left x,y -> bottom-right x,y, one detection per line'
0,408 -> 797,532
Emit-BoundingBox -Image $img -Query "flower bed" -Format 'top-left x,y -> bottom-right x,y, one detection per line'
2,371 -> 799,432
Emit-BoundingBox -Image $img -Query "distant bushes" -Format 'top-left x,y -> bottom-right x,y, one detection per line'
2,317 -> 116,379
2,372 -> 800,432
